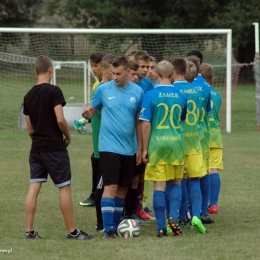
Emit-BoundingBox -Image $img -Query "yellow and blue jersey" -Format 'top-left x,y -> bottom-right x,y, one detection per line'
174,80 -> 202,155
139,85 -> 187,166
208,85 -> 223,148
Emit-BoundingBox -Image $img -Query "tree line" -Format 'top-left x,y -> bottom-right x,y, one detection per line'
1,0 -> 259,80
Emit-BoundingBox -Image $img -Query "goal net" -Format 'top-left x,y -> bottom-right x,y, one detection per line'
0,28 -> 237,132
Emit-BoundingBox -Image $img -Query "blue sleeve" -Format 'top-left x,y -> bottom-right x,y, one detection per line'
137,89 -> 144,113
145,78 -> 154,91
139,92 -> 153,122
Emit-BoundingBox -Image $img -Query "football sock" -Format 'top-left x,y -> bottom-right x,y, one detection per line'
180,178 -> 188,221
168,183 -> 182,221
188,178 -> 202,219
200,174 -> 210,215
101,197 -> 115,232
153,190 -> 166,230
124,188 -> 137,217
134,182 -> 143,214
165,181 -> 170,219
90,154 -> 99,200
209,173 -> 221,206
95,176 -> 104,227
113,197 -> 125,228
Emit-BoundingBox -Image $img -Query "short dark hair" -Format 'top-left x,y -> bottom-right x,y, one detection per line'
150,56 -> 157,63
134,50 -> 150,62
90,52 -> 106,63
112,55 -> 129,70
34,55 -> 53,74
186,50 -> 203,64
169,57 -> 186,75
128,60 -> 139,71
101,54 -> 116,68
125,48 -> 139,59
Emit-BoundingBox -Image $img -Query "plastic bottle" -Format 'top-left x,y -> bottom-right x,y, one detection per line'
73,118 -> 88,134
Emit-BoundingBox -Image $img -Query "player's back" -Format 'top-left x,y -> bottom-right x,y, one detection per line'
173,80 -> 201,155
192,76 -> 211,128
208,85 -> 222,148
23,83 -> 66,152
140,85 -> 187,165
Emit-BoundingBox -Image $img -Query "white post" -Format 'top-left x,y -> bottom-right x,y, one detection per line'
252,22 -> 259,53
52,67 -> 56,85
87,59 -> 91,104
226,30 -> 232,133
84,62 -> 87,104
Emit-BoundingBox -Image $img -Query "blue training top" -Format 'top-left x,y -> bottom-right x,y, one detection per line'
138,77 -> 154,93
91,80 -> 144,155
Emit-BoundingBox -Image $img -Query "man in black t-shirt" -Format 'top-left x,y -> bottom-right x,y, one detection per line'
23,55 -> 94,240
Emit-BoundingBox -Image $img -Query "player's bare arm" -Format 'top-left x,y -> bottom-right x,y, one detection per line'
82,105 -> 97,120
135,113 -> 142,165
25,115 -> 34,138
54,104 -> 71,147
142,121 -> 151,164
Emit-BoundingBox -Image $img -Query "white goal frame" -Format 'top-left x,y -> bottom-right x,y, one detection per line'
52,61 -> 88,103
0,27 -> 232,132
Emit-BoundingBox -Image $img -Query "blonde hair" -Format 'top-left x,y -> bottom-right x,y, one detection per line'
185,61 -> 197,83
156,60 -> 173,78
200,63 -> 214,83
185,55 -> 200,74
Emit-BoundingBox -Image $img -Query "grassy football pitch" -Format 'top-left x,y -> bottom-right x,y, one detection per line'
0,84 -> 259,260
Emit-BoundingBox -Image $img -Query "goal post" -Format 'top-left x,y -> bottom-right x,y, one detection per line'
52,61 -> 88,103
0,27 -> 232,132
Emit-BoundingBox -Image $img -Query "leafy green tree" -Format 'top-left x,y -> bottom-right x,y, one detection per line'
46,0 -> 260,70
0,0 -> 42,27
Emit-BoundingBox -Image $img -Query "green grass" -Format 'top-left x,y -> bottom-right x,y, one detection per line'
0,74 -> 94,130
0,83 -> 260,259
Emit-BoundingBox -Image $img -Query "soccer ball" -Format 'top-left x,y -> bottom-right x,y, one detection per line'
117,219 -> 140,238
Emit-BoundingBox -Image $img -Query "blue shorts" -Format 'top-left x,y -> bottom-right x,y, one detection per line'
29,151 -> 71,188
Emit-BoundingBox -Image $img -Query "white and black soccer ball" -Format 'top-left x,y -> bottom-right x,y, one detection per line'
117,219 -> 140,238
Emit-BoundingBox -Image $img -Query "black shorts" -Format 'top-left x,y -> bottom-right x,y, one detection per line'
134,160 -> 146,176
29,151 -> 71,188
99,152 -> 135,188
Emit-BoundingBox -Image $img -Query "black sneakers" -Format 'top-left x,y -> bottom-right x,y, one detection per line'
201,214 -> 215,224
26,231 -> 42,239
168,216 -> 182,236
66,229 -> 94,240
157,228 -> 167,238
78,197 -> 95,207
95,224 -> 104,232
103,230 -> 116,239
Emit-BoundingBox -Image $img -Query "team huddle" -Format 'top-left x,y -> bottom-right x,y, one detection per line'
23,49 -> 223,240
